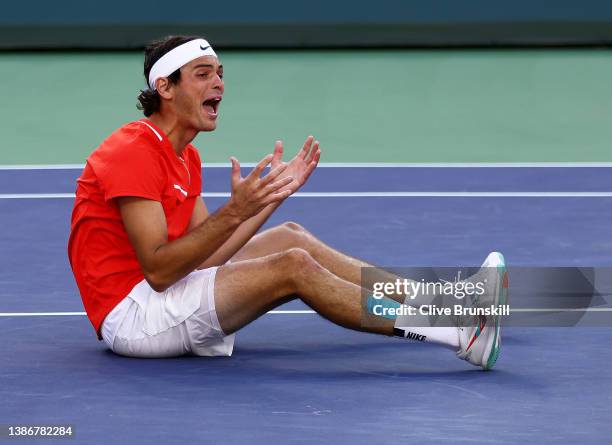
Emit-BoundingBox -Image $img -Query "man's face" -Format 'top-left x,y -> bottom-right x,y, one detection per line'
171,55 -> 224,132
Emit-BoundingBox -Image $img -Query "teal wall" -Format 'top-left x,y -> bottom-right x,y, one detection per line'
1,1 -> 611,48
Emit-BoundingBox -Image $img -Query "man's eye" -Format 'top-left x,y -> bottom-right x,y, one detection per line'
198,73 -> 209,78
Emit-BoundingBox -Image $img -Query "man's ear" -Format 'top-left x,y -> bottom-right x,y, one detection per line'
156,78 -> 174,100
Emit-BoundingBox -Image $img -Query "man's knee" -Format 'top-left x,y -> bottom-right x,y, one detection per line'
277,247 -> 323,286
282,221 -> 306,234
280,247 -> 315,267
278,221 -> 312,247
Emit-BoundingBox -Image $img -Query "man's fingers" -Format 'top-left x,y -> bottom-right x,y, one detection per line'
302,149 -> 321,183
302,159 -> 317,182
261,162 -> 289,186
298,136 -> 314,160
272,140 -> 284,167
262,189 -> 292,206
305,140 -> 320,164
248,154 -> 274,180
230,157 -> 241,186
263,176 -> 293,194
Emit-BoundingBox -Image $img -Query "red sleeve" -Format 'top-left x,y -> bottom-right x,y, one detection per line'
89,136 -> 167,203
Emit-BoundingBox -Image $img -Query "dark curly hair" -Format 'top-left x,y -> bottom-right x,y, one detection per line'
137,35 -> 202,117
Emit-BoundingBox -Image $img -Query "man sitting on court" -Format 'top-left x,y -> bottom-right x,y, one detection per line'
68,35 -> 506,370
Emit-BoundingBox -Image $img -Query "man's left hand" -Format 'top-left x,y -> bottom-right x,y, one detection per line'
271,135 -> 321,195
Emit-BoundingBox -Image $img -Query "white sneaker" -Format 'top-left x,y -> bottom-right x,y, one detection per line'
456,252 -> 508,370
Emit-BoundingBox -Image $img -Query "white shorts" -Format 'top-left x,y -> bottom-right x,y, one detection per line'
101,267 -> 235,358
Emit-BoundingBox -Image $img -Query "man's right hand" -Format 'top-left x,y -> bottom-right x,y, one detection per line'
226,154 -> 293,222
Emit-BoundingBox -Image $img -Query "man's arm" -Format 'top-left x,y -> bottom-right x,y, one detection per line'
188,197 -> 281,269
191,137 -> 321,268
118,155 -> 292,292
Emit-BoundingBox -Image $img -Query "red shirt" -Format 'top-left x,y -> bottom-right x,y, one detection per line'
68,119 -> 203,338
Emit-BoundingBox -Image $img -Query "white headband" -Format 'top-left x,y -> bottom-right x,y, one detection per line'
148,38 -> 217,90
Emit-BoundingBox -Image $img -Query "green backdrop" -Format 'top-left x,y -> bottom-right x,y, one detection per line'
2,49 -> 611,164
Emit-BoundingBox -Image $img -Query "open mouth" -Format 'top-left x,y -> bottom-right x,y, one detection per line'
202,97 -> 222,118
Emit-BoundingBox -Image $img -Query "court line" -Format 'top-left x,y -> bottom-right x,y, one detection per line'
510,308 -> 612,312
4,192 -> 612,199
2,308 -> 611,317
0,310 -> 316,317
0,312 -> 86,316
3,162 -> 612,170
285,192 -> 612,198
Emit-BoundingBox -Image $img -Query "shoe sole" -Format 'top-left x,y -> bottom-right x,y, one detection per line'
483,253 -> 508,370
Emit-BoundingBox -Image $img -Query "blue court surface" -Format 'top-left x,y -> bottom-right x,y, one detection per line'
2,165 -> 612,443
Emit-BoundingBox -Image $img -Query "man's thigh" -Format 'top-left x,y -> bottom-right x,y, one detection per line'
215,250 -> 302,334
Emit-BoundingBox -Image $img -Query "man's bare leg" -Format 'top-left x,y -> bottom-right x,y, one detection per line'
226,223 -> 462,350
231,222 -> 365,283
214,247 -> 394,335
231,222 -> 415,303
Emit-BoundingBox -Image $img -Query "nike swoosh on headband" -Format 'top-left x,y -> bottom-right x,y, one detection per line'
200,45 -> 211,51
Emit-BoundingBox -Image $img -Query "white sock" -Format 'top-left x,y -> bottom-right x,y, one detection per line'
393,299 -> 459,350
393,325 -> 459,350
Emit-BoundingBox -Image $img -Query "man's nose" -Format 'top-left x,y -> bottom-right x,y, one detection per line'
213,75 -> 224,92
